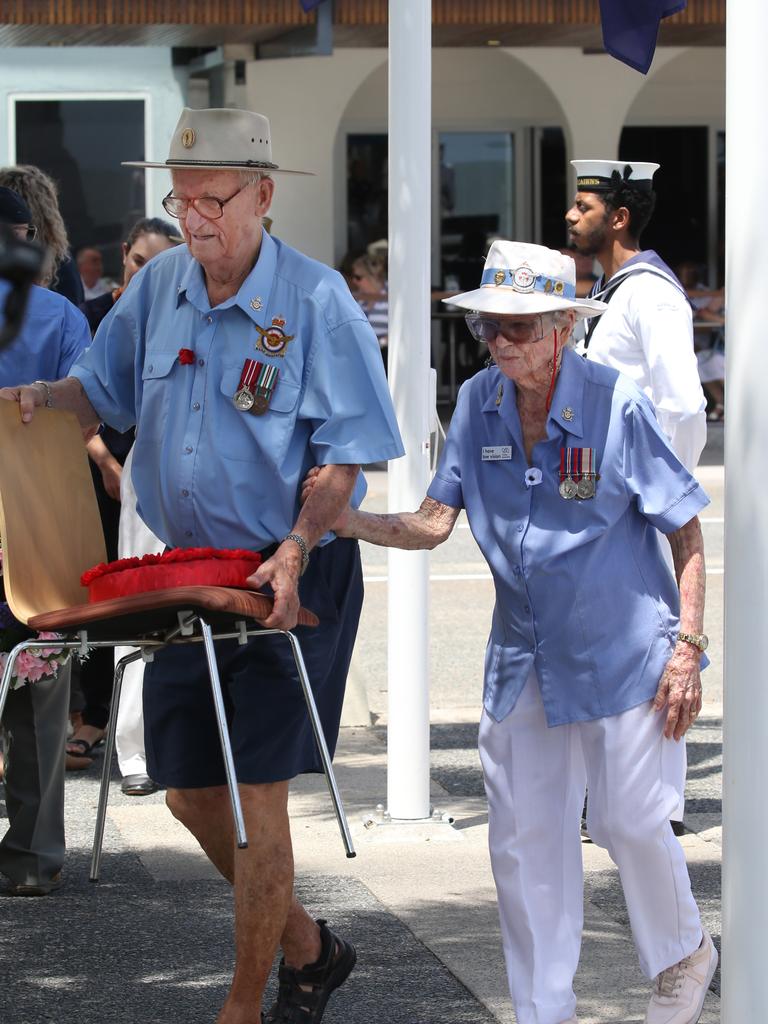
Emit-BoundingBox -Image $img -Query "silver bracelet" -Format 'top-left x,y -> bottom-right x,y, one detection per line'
282,532 -> 310,576
32,380 -> 53,408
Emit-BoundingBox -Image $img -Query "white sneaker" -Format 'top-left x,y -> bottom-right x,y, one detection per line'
645,928 -> 718,1024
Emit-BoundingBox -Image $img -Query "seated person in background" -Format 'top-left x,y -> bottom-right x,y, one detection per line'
676,261 -> 725,423
77,246 -> 113,301
349,251 -> 388,355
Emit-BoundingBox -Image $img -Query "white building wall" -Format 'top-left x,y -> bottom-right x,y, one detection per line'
0,48 -> 187,219
246,45 -> 723,267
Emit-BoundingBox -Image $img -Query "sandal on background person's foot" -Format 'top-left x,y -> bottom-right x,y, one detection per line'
707,403 -> 725,422
65,728 -> 106,759
264,919 -> 356,1023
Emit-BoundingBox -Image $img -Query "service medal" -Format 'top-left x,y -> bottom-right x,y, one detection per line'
250,393 -> 270,416
559,477 -> 578,499
234,386 -> 255,411
234,358 -> 260,411
248,361 -> 280,415
576,477 -> 595,499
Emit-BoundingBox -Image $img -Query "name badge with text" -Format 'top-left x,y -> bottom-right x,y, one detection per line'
482,446 -> 512,462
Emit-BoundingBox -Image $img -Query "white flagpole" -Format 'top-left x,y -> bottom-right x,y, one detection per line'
386,0 -> 432,820
721,0 -> 768,1015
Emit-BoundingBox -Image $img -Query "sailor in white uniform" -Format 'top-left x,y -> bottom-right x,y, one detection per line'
566,159 -> 706,473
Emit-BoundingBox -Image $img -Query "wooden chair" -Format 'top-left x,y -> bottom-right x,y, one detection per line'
0,402 -> 355,880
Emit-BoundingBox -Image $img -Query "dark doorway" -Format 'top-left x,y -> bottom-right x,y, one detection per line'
619,126 -> 708,279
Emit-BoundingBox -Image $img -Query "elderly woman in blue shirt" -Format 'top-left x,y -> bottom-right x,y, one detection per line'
305,241 -> 716,1024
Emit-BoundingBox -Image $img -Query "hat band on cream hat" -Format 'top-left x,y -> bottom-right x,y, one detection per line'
123,107 -> 312,176
443,240 -> 607,320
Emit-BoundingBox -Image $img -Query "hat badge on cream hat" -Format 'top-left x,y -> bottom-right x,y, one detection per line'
571,160 -> 659,193
442,241 -> 607,320
123,107 -> 312,176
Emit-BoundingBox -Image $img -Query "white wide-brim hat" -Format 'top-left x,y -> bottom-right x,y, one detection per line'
123,107 -> 312,175
443,241 -> 607,319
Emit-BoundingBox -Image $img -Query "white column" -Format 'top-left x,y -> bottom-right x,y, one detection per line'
721,1 -> 768,1017
386,0 -> 432,820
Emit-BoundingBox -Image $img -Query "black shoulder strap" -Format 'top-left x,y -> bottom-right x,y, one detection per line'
583,275 -> 629,350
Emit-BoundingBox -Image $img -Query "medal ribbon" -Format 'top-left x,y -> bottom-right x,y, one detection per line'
254,361 -> 279,397
238,358 -> 259,396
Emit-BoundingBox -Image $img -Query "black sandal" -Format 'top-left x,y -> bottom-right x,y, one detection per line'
265,919 -> 356,1023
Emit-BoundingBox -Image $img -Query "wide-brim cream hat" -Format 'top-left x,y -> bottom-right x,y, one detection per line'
443,241 -> 607,319
123,107 -> 312,175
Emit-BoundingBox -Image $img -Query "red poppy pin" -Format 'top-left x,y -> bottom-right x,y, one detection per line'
178,348 -> 195,365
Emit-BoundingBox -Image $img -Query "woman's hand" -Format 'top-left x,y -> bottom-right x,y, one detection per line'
300,466 -> 352,535
652,642 -> 703,740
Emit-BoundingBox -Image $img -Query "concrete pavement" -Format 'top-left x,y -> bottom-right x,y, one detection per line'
0,424 -> 723,1024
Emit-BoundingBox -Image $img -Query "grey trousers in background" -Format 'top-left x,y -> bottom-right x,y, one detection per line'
0,661 -> 69,886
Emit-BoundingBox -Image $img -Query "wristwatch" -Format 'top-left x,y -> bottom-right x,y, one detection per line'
678,631 -> 709,652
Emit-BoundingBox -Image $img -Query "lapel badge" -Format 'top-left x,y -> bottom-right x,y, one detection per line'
561,406 -> 574,422
181,128 -> 196,149
255,316 -> 295,358
496,382 -> 504,407
250,296 -> 263,311
494,270 -> 505,286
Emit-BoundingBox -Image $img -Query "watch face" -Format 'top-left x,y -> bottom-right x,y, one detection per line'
699,634 -> 709,651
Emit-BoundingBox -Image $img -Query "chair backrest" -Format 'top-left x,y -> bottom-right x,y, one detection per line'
0,401 -> 107,623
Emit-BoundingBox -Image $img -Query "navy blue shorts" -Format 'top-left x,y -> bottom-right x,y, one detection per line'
143,537 -> 364,788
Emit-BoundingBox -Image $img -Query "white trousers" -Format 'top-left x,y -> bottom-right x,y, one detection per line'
479,672 -> 702,1024
114,447 -> 163,778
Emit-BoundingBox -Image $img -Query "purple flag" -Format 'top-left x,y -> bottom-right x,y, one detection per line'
599,0 -> 685,75
299,0 -> 327,11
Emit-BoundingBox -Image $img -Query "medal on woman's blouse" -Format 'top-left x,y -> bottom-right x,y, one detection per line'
575,446 -> 597,499
560,446 -> 598,500
559,447 -> 577,499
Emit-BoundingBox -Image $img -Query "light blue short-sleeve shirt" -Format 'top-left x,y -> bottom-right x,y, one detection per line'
0,281 -> 91,387
71,231 -> 404,549
427,348 -> 709,726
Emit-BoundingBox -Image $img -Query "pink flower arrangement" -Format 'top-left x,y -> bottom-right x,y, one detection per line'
1,548 -> 69,689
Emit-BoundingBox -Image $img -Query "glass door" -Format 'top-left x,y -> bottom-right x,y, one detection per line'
438,131 -> 515,292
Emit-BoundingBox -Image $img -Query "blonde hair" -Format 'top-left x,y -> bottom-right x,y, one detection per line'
0,165 -> 70,287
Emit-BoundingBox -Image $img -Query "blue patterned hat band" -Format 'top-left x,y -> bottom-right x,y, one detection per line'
480,266 -> 576,299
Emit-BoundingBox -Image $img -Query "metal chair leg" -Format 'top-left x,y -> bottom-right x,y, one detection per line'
90,650 -> 144,882
198,618 -> 248,848
283,631 -> 357,858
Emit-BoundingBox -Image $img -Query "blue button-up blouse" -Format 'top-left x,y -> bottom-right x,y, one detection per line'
427,348 -> 709,726
71,231 -> 404,550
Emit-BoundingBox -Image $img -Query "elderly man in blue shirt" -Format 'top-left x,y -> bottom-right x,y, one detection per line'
305,241 -> 716,1024
1,108 -> 403,1024
0,185 -> 91,898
